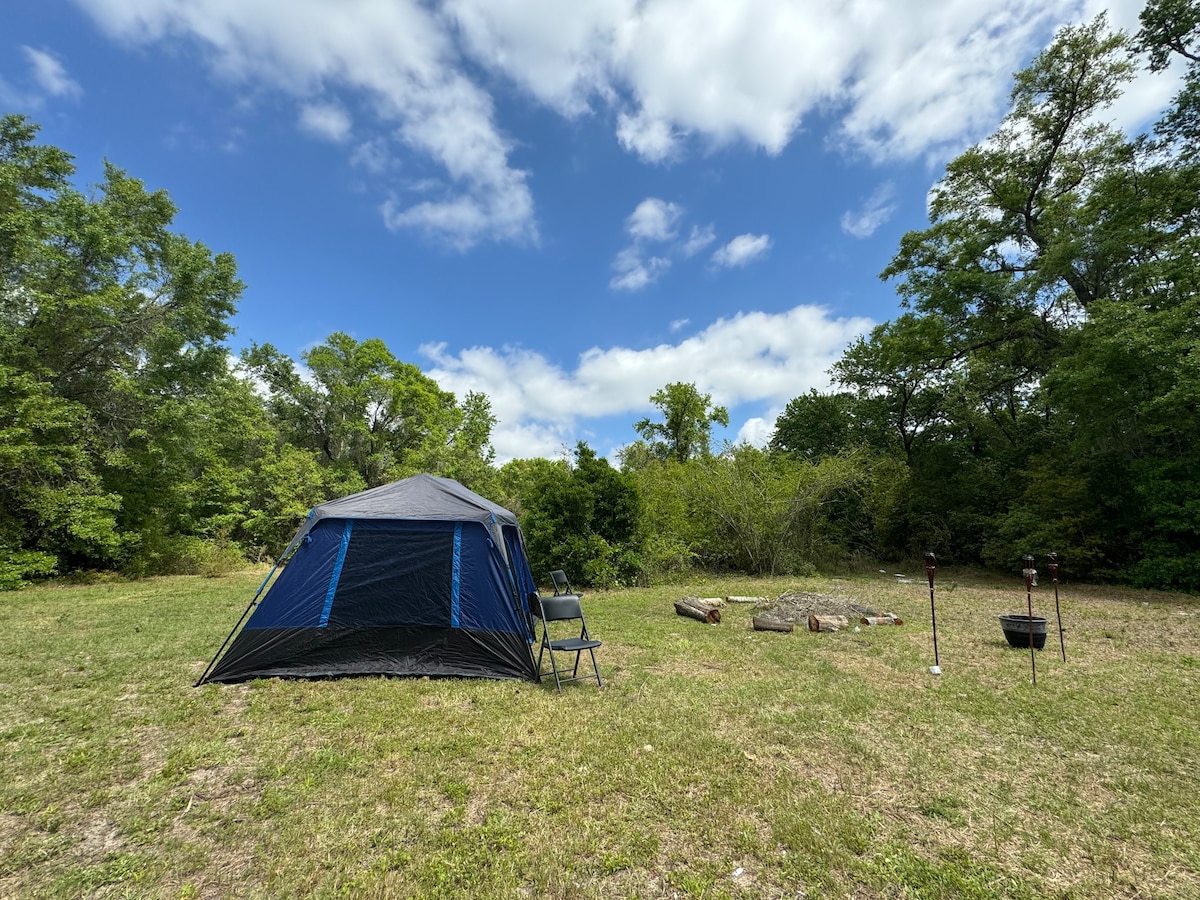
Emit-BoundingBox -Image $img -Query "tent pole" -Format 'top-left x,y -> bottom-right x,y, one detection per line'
193,562 -> 281,687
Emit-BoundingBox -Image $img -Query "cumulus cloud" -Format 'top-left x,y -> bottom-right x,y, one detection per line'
841,182 -> 898,238
736,415 -> 777,448
616,110 -> 680,162
420,304 -> 873,462
626,198 -> 682,242
610,198 -> 684,291
610,249 -> 671,291
77,0 -> 535,249
441,0 -> 1145,165
75,0 -> 1184,252
711,234 -> 772,268
298,102 -> 352,142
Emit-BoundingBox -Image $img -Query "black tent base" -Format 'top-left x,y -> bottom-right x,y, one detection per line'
198,625 -> 537,685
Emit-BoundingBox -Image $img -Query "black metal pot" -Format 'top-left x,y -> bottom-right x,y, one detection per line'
999,615 -> 1048,649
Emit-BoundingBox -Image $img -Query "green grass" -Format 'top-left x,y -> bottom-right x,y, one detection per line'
1,570 -> 1198,898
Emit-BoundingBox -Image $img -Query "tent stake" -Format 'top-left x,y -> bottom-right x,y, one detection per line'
925,552 -> 940,674
1022,554 -> 1037,686
1048,552 -> 1066,662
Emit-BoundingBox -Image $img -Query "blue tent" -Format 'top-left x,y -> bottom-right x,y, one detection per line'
197,475 -> 539,684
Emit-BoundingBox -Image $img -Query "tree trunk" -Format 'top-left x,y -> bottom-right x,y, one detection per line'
674,597 -> 722,624
752,616 -> 793,633
807,614 -> 849,633
727,595 -> 766,604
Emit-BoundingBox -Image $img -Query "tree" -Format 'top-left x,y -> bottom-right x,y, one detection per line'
769,390 -> 859,461
845,14 -> 1200,584
633,382 -> 729,463
1,115 -> 245,581
504,443 -> 643,588
1135,0 -> 1200,157
242,333 -> 493,489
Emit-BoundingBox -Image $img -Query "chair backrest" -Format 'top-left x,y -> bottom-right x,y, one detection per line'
537,594 -> 584,622
550,569 -> 574,596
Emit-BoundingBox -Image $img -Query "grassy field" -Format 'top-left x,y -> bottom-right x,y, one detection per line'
1,569 -> 1198,899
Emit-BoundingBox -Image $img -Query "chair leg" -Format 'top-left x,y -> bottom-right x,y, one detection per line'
588,646 -> 603,687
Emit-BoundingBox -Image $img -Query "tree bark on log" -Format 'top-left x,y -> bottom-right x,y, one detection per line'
727,596 -> 766,604
808,614 -> 849,633
860,614 -> 905,626
675,597 -> 722,624
752,616 -> 794,633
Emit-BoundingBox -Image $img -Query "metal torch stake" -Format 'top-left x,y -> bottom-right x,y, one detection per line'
926,552 -> 940,673
1022,554 -> 1037,686
1049,552 -> 1066,662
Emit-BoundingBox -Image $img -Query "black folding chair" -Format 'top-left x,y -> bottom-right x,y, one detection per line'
550,569 -> 580,598
530,592 -> 602,690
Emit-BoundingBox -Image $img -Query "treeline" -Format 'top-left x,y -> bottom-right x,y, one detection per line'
3,5 -> 1197,591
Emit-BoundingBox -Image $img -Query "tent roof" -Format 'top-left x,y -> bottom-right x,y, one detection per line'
309,473 -> 518,526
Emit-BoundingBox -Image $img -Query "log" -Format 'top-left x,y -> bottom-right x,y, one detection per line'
674,597 -> 722,624
752,616 -> 793,633
860,614 -> 905,626
807,614 -> 849,633
700,597 -> 727,607
726,595 -> 766,604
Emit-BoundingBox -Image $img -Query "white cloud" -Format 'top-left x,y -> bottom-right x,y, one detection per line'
75,0 -> 1184,250
77,0 -> 535,248
669,318 -> 690,332
626,198 -> 682,242
711,233 -> 772,268
736,415 -> 776,448
609,248 -> 670,291
616,110 -> 680,162
682,224 -> 716,257
298,102 -> 352,142
442,0 -> 1144,165
610,198 -> 684,290
841,182 -> 897,239
21,47 -> 83,100
420,304 -> 873,463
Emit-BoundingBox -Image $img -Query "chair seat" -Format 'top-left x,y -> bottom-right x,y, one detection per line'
549,637 -> 601,652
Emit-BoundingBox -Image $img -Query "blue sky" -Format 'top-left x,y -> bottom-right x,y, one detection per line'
2,0 -> 1177,463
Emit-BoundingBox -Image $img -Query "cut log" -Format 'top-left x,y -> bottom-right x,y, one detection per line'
860,614 -> 905,626
726,595 -> 766,604
752,616 -> 793,633
807,614 -> 849,633
674,597 -> 722,624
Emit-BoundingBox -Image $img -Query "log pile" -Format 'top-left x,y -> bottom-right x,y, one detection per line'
674,597 -> 722,624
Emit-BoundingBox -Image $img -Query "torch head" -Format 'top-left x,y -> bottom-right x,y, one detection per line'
1022,554 -> 1037,587
924,551 -> 936,587
1047,551 -> 1059,579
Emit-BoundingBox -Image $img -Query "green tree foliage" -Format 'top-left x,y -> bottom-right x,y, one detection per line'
0,115 -> 247,582
684,445 -> 864,576
769,390 -> 860,461
501,443 -> 642,588
242,333 -> 497,491
1135,0 -> 1200,156
821,13 -> 1200,586
634,382 -> 729,463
